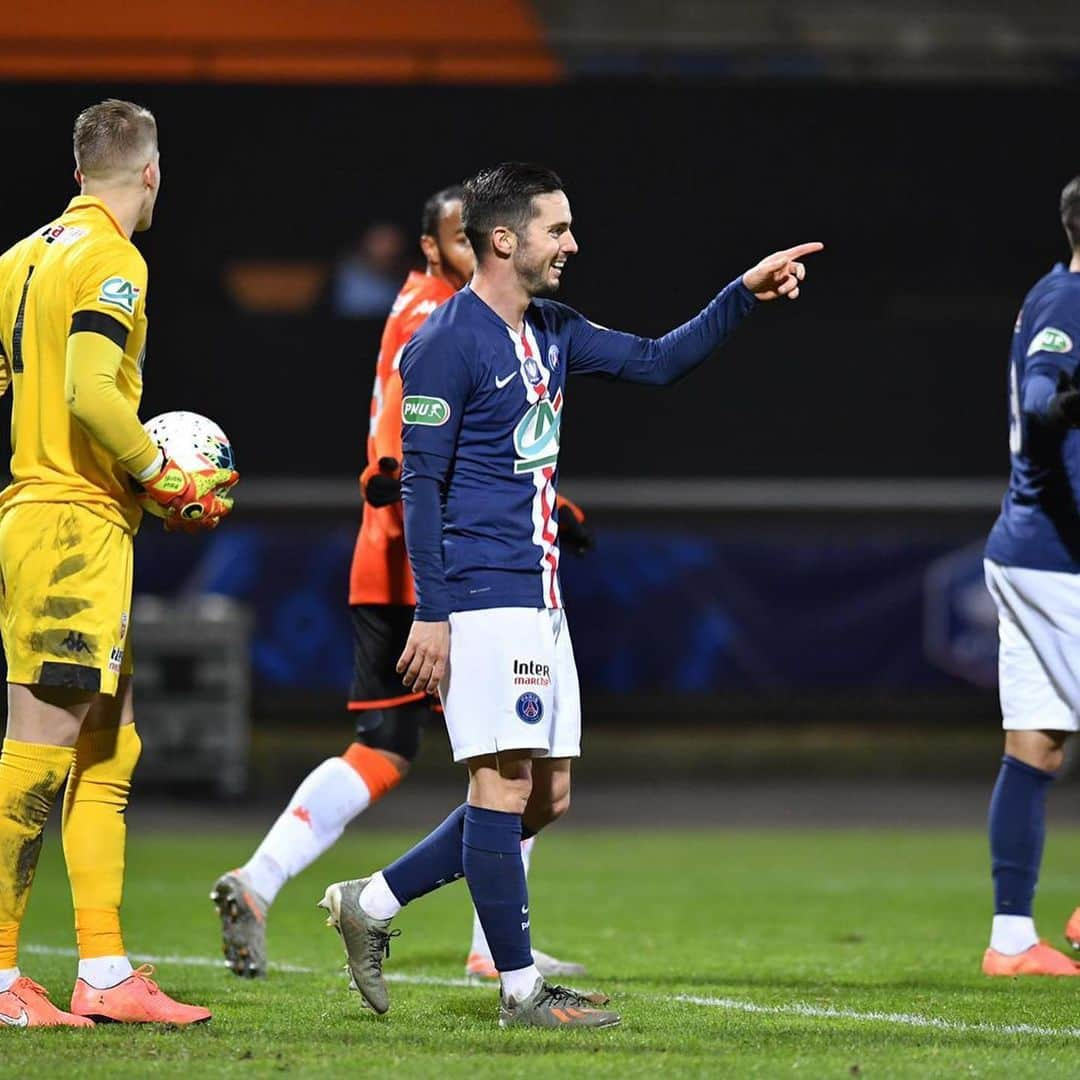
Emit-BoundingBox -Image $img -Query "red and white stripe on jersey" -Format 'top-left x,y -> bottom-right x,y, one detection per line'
508,322 -> 562,609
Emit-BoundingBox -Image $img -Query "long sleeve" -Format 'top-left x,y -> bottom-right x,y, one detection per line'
566,276 -> 757,385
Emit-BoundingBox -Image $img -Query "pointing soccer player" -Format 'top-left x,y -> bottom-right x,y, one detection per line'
982,175 -> 1080,977
0,100 -> 235,1029
317,162 -> 821,1028
212,185 -> 589,981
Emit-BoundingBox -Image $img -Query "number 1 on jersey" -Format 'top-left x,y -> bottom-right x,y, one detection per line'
11,265 -> 35,374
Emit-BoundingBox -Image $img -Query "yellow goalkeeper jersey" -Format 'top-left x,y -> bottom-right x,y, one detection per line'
0,196 -> 149,532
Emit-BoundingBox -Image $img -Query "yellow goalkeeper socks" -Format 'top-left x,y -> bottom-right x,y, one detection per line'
62,724 -> 142,963
0,738 -> 75,970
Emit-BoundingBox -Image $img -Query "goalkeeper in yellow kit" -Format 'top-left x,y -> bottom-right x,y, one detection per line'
0,99 -> 236,1028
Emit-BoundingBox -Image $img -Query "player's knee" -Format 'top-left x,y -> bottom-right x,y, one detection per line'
1005,729 -> 1070,773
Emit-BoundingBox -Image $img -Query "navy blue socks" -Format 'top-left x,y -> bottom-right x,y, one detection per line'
383,803 -> 466,905
989,755 -> 1055,916
462,806 -> 533,974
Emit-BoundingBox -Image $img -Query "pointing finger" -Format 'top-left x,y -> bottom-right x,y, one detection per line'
779,242 -> 824,260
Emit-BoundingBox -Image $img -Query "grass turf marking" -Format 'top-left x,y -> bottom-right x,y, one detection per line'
26,943 -> 1080,1040
677,994 -> 1080,1039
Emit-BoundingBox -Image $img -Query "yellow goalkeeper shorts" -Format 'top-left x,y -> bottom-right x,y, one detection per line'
0,502 -> 134,696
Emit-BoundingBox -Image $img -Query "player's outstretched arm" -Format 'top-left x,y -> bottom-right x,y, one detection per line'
566,242 -> 824,387
741,242 -> 824,302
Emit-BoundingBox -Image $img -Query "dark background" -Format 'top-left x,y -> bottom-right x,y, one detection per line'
3,81 -> 1071,479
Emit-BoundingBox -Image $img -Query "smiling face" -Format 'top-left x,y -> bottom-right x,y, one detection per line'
512,191 -> 578,298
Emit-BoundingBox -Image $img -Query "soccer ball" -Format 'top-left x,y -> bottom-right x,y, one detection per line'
138,411 -> 236,519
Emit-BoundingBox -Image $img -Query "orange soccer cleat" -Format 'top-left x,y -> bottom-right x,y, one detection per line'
70,965 -> 211,1025
982,941 -> 1080,976
0,977 -> 95,1028
465,952 -> 499,982
1064,907 -> 1080,951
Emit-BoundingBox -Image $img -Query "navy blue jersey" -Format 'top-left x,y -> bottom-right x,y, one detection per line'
986,264 -> 1080,571
400,279 -> 755,619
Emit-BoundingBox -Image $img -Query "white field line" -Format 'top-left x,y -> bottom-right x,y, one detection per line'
677,994 -> 1080,1039
23,944 -> 1080,1039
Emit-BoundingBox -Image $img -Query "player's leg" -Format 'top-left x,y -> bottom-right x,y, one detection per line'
982,561 -> 1080,976
0,685 -> 95,1027
0,503 -> 112,1028
63,675 -> 211,1024
213,604 -> 417,976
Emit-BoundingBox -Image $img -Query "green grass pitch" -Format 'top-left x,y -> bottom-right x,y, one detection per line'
7,823 -> 1080,1076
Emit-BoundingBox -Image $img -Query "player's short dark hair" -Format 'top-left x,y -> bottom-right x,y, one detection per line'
420,185 -> 464,238
74,99 -> 157,177
1062,176 -> 1080,250
461,162 -> 564,256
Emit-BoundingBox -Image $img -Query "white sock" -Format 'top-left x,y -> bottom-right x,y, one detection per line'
242,757 -> 373,904
0,967 -> 19,992
470,835 -> 536,958
501,963 -> 541,1003
78,955 -> 134,989
359,871 -> 402,921
990,914 -> 1039,955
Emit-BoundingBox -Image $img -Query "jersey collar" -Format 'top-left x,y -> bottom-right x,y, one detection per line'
65,195 -> 127,239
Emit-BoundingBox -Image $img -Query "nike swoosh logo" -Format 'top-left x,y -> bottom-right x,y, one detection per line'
521,905 -> 529,915
0,1009 -> 29,1027
495,372 -> 516,389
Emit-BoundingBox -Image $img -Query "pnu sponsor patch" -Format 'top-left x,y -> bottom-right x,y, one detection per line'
1027,327 -> 1074,356
402,395 -> 450,426
98,276 -> 140,315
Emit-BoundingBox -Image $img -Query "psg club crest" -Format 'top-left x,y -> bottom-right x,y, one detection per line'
547,344 -> 560,371
515,691 -> 544,724
523,357 -> 543,386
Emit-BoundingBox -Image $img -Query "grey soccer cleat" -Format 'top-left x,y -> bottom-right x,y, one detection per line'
499,976 -> 621,1030
317,878 -> 400,1015
210,871 -> 269,978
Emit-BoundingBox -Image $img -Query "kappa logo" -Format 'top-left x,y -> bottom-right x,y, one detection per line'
1028,327 -> 1074,357
412,299 -> 438,317
61,630 -> 92,655
515,691 -> 544,725
402,395 -> 450,426
98,276 -> 140,316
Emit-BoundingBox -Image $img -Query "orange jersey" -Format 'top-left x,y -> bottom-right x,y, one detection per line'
349,271 -> 456,605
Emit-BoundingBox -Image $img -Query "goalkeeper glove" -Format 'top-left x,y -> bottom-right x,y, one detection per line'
1047,369 -> 1080,429
361,456 -> 402,508
137,454 -> 238,531
556,494 -> 594,557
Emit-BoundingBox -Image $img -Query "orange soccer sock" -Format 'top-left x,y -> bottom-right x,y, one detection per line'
0,738 -> 75,969
341,742 -> 404,803
62,724 -> 142,960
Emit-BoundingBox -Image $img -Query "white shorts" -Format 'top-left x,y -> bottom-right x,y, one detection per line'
439,607 -> 582,763
984,559 -> 1080,732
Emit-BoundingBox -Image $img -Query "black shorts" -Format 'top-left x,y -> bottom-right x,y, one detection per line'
347,603 -> 423,712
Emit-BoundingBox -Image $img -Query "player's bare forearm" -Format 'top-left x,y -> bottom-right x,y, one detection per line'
397,619 -> 449,694
742,242 -> 824,301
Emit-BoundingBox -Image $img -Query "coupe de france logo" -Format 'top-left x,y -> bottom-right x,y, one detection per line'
513,389 -> 563,474
515,691 -> 543,724
98,276 -> 140,316
402,395 -> 450,426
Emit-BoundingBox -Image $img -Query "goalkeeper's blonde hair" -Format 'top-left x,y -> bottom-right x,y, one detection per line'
74,99 -> 157,179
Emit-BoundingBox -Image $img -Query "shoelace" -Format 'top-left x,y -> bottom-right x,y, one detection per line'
540,984 -> 599,1010
12,977 -> 50,1000
366,927 -> 402,969
132,964 -> 160,994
